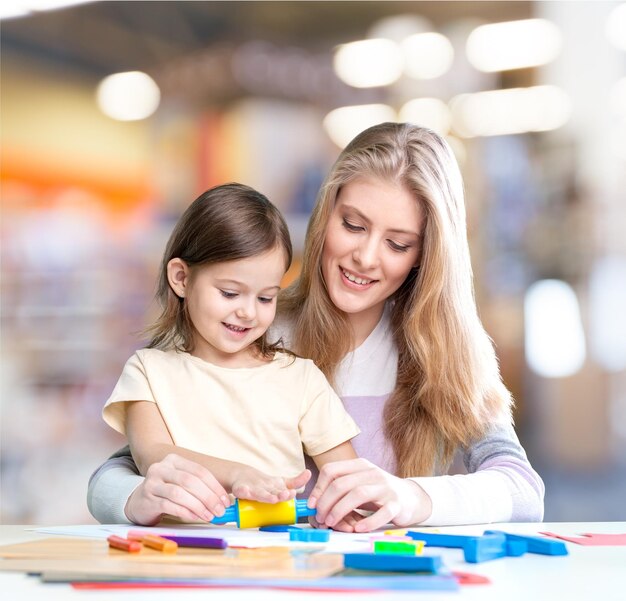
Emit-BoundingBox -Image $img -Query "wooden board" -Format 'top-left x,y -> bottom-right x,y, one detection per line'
0,538 -> 343,580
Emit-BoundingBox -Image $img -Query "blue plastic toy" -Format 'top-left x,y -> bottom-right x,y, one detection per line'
407,531 -> 516,563
343,552 -> 441,573
484,530 -> 568,556
289,529 -> 330,542
407,529 -> 568,563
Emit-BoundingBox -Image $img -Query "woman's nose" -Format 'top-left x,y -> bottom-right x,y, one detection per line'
353,237 -> 379,270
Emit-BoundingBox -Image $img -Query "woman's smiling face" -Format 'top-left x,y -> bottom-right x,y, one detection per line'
321,176 -> 424,331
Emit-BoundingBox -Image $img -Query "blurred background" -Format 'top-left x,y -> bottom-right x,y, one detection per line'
1,1 -> 625,524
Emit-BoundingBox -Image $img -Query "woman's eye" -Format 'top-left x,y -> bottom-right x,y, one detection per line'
220,290 -> 238,299
342,218 -> 363,232
388,240 -> 411,253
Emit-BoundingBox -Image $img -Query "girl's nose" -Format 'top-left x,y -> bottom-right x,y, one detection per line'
235,299 -> 255,320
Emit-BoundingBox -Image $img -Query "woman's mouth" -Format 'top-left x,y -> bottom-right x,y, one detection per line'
340,268 -> 376,287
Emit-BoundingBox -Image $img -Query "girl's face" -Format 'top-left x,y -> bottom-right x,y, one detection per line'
172,246 -> 287,368
321,177 -> 424,334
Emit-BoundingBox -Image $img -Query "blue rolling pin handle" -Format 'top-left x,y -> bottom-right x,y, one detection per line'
295,499 -> 316,518
210,503 -> 238,525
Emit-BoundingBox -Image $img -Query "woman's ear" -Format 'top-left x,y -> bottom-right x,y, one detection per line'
167,258 -> 189,298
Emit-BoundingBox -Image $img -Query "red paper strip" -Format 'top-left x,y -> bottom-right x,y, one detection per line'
540,532 -> 626,546
452,571 -> 491,585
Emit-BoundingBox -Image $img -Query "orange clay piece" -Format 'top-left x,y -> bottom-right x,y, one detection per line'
107,535 -> 142,553
141,534 -> 178,553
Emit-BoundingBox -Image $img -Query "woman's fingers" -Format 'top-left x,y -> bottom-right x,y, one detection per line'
149,458 -> 228,517
308,459 -> 372,509
125,453 -> 234,525
352,502 -> 400,533
126,476 -> 212,525
330,510 -> 363,532
151,482 -> 218,522
313,470 -> 372,524
309,462 -> 431,532
321,483 -> 385,528
161,454 -> 230,508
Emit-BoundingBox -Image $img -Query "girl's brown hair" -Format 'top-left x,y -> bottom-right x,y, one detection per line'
279,122 -> 511,477
146,183 -> 292,358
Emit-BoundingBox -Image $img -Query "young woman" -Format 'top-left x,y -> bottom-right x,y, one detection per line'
88,123 -> 544,530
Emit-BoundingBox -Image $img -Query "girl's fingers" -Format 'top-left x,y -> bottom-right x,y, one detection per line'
285,469 -> 311,491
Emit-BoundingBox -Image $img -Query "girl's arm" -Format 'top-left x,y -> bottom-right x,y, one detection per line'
310,440 -> 358,468
126,401 -> 310,506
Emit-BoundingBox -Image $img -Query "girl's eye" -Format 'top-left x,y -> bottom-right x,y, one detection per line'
388,240 -> 411,253
220,290 -> 238,299
342,218 -> 364,232
258,296 -> 275,304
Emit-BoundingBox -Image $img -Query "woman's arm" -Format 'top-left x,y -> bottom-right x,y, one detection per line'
412,422 -> 545,525
309,422 -> 544,531
87,447 -> 145,524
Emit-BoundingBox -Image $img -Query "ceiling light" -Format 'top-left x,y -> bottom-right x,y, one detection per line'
399,98 -> 451,135
606,3 -> 626,51
333,39 -> 403,88
0,0 -> 95,18
450,85 -> 571,137
524,279 -> 586,378
367,14 -> 432,43
402,32 -> 454,79
466,18 -> 562,72
96,71 -> 160,122
323,104 -> 397,148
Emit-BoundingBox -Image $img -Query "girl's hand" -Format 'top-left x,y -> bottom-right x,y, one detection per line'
231,467 -> 311,504
125,454 -> 231,525
307,458 -> 432,532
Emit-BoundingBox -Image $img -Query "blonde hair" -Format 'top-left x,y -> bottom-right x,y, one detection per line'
279,123 -> 511,477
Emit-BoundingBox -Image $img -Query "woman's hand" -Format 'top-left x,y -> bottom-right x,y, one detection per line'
307,458 -> 432,532
308,510 -> 365,533
125,454 -> 231,525
231,467 -> 311,504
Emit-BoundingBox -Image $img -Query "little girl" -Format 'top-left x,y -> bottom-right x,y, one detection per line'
103,183 -> 359,523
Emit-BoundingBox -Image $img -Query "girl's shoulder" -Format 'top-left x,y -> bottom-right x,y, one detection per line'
133,347 -> 190,367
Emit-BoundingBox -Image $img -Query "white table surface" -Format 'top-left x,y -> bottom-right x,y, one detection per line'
1,522 -> 623,600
